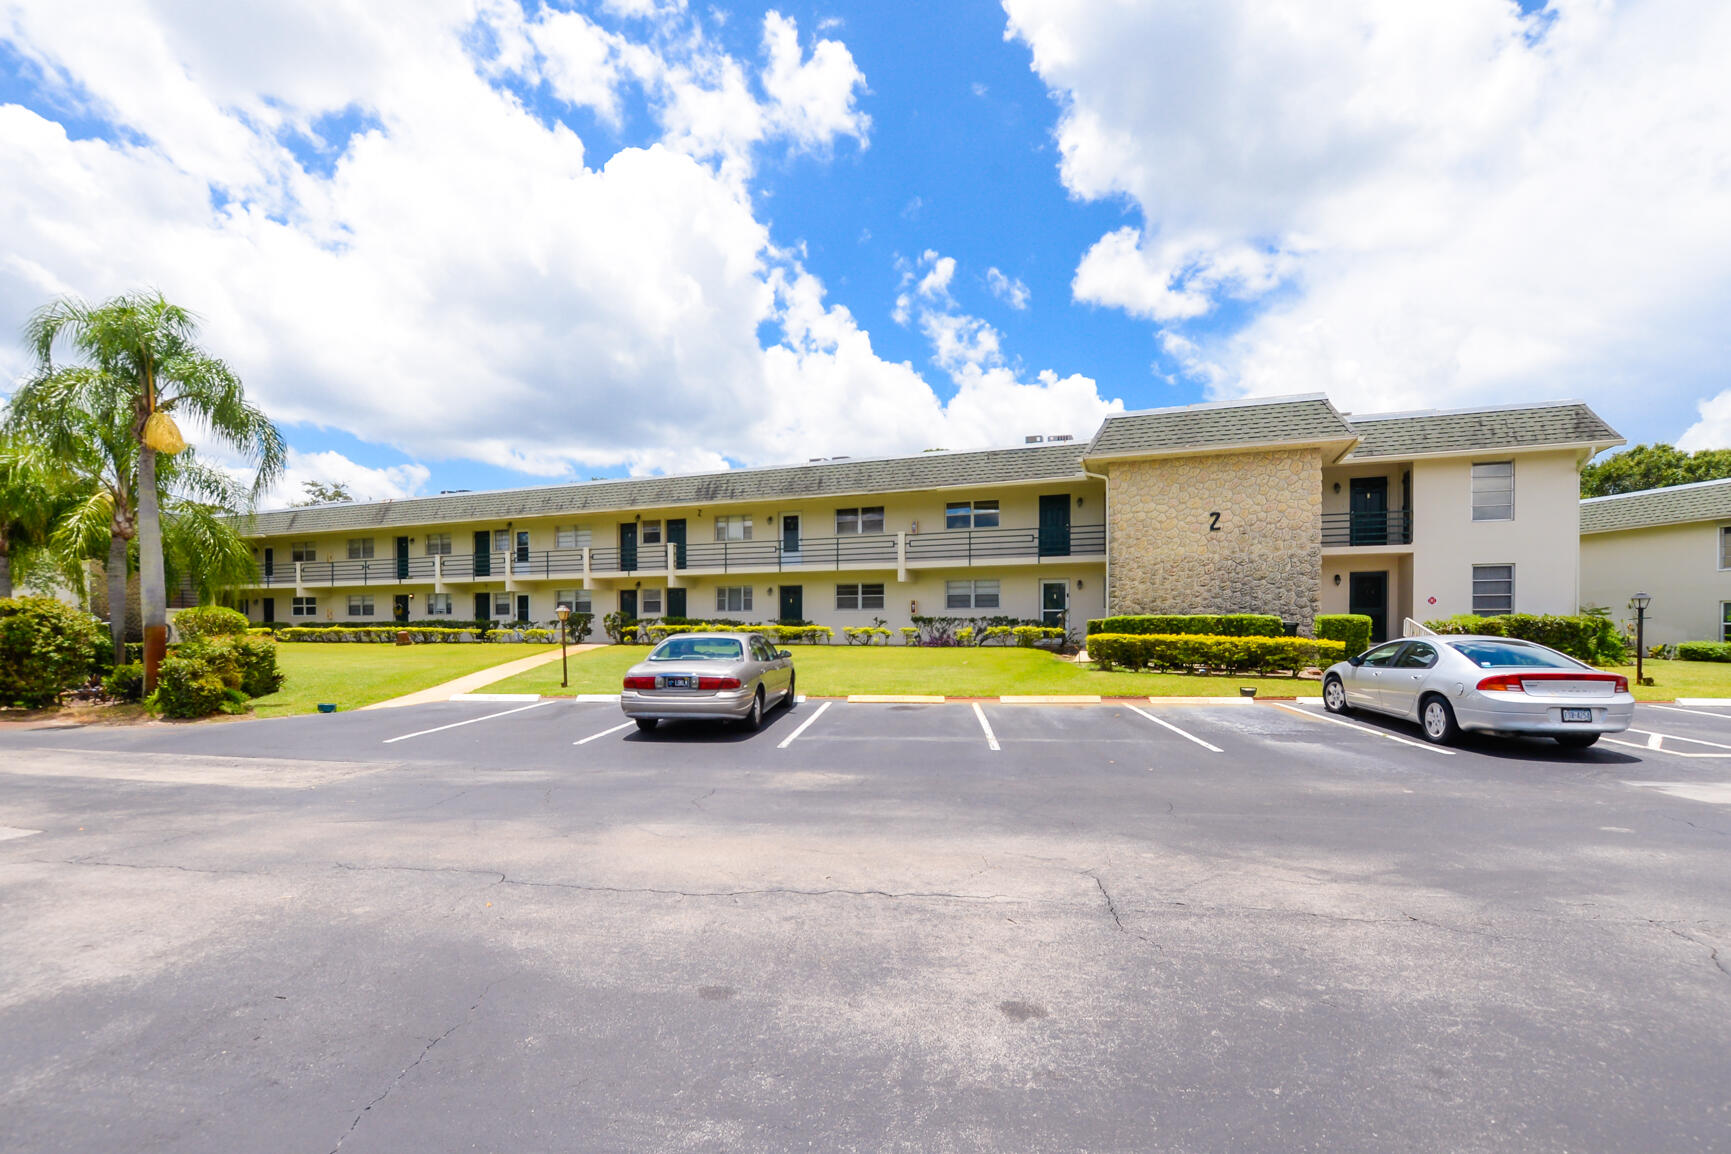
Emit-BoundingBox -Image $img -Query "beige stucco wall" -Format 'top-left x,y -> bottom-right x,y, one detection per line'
1581,523 -> 1731,646
1104,448 -> 1322,629
1408,450 -> 1582,618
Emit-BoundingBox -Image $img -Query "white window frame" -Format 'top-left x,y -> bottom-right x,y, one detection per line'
945,499 -> 1001,530
1471,564 -> 1514,616
945,579 -> 1001,610
1722,602 -> 1731,643
555,589 -> 591,614
836,582 -> 885,610
493,593 -> 513,618
427,593 -> 453,615
1719,526 -> 1731,570
425,533 -> 452,556
641,519 -> 662,546
492,529 -> 511,553
346,538 -> 375,560
834,507 -> 885,535
641,587 -> 664,616
347,594 -> 374,617
292,596 -> 318,617
716,585 -> 753,614
714,515 -> 753,542
555,526 -> 591,550
291,542 -> 317,563
1470,461 -> 1515,522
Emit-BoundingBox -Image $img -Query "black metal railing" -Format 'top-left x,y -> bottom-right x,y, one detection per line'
243,524 -> 1107,586
1321,509 -> 1412,547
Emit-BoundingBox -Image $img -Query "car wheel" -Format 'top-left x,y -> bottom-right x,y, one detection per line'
1555,732 -> 1599,749
783,671 -> 797,708
1419,694 -> 1460,745
1323,675 -> 1350,714
634,718 -> 658,732
742,688 -> 764,732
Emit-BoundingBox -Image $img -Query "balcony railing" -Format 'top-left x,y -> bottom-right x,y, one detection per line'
245,524 -> 1105,586
1321,509 -> 1412,547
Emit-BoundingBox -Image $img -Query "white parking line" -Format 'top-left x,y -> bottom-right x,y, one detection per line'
1603,728 -> 1731,758
1123,704 -> 1223,753
777,700 -> 832,749
574,721 -> 636,746
1274,702 -> 1456,755
972,702 -> 1001,752
382,700 -> 554,744
1649,703 -> 1731,720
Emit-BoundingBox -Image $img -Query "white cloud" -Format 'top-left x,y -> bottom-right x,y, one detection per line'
1005,0 -> 1731,431
986,267 -> 1030,310
0,0 -> 1118,481
272,449 -> 432,506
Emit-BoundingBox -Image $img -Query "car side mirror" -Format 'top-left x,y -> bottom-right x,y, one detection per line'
1348,654 -> 1365,667
778,650 -> 792,659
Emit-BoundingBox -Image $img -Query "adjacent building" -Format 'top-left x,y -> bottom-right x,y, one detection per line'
233,395 -> 1622,643
1580,478 -> 1731,646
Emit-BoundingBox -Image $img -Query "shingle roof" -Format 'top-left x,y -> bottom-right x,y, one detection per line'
1345,400 -> 1621,459
1084,394 -> 1357,459
1581,477 -> 1731,534
243,441 -> 1089,535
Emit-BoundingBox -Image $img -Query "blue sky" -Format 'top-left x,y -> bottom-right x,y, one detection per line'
2,0 -> 1729,503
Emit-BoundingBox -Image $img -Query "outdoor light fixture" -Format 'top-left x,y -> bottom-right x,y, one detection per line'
1632,591 -> 1652,686
1076,579 -> 1084,589
1077,496 -> 1084,507
1333,573 -> 1342,586
1333,482 -> 1341,493
556,604 -> 571,688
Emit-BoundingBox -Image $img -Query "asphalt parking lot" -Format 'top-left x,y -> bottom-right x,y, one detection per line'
2,697 -> 1728,1152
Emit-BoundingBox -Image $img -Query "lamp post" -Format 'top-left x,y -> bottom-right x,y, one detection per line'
556,604 -> 571,688
1631,591 -> 1651,687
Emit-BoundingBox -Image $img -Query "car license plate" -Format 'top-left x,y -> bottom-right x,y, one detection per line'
1561,708 -> 1592,723
661,676 -> 694,689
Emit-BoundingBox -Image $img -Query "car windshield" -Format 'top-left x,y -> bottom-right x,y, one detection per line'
648,637 -> 743,662
1447,639 -> 1581,669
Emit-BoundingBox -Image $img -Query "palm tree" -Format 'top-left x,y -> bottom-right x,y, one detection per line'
15,292 -> 284,686
0,428 -> 78,599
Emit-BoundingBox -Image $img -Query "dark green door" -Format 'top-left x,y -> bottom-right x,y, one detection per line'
666,519 -> 687,568
474,591 -> 490,621
619,589 -> 637,619
263,548 -> 274,581
395,536 -> 410,580
1039,494 -> 1071,556
473,531 -> 492,577
393,594 -> 410,622
516,594 -> 530,624
779,585 -> 802,622
667,587 -> 687,620
1350,478 -> 1389,546
261,597 -> 275,624
1349,571 -> 1389,644
619,523 -> 638,571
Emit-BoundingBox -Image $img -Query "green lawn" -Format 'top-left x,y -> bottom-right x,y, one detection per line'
249,642 -> 559,718
486,643 -> 1324,699
1609,659 -> 1731,701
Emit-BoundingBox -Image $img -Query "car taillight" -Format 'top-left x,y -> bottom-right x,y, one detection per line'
1610,675 -> 1629,693
1477,674 -> 1524,692
1476,672 -> 1629,693
697,676 -> 741,690
623,675 -> 655,690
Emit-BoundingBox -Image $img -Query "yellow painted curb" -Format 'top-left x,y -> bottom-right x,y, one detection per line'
847,694 -> 947,704
999,694 -> 1102,705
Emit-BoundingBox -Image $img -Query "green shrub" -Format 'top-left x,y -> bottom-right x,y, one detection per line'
1011,625 -> 1065,647
1676,641 -> 1731,663
1087,632 -> 1346,676
844,626 -> 892,645
173,605 -> 251,641
1086,614 -> 1285,638
0,596 -> 104,708
103,661 -> 146,702
275,626 -> 483,642
227,636 -> 285,698
1423,613 -> 1627,665
153,652 -> 230,718
1314,614 -> 1373,656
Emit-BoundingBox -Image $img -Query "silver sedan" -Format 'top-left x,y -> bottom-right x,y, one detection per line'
620,631 -> 796,732
1321,634 -> 1634,748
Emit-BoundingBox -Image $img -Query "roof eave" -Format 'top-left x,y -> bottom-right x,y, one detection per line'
1344,436 -> 1626,463
1082,435 -> 1361,468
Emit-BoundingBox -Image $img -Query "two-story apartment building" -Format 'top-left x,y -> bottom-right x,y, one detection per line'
1580,478 -> 1731,646
232,395 -> 1621,642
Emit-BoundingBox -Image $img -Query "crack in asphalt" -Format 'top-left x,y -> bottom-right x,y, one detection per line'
31,857 -> 243,876
329,980 -> 498,1153
1087,872 -> 1126,932
1669,928 -> 1730,977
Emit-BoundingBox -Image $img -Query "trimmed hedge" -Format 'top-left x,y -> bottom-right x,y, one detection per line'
1314,614 -> 1373,656
1677,641 -> 1731,663
1088,632 -> 1346,675
150,636 -> 285,718
1423,613 -> 1626,665
0,596 -> 105,708
173,605 -> 251,641
1086,614 -> 1285,638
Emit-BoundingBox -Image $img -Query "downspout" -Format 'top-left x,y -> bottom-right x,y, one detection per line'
1083,467 -> 1109,617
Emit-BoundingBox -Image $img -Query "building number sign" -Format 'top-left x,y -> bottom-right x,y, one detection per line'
1208,512 -> 1222,531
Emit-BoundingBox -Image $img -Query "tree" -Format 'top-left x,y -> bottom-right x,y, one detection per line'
291,479 -> 353,506
15,292 -> 284,688
0,429 -> 80,598
1580,443 -> 1731,497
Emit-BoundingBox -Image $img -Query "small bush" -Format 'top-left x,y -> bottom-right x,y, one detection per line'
1314,614 -> 1373,656
227,636 -> 285,698
173,605 -> 252,641
0,596 -> 105,708
1424,613 -> 1627,665
153,652 -> 230,718
1087,632 -> 1346,676
844,626 -> 891,645
103,662 -> 146,702
1677,641 -> 1731,663
1086,614 -> 1285,638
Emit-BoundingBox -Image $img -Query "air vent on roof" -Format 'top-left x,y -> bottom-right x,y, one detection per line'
1048,434 -> 1074,442
1025,435 -> 1044,444
439,489 -> 471,494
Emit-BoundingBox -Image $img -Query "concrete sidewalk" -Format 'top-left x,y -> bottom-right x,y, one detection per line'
362,643 -> 605,709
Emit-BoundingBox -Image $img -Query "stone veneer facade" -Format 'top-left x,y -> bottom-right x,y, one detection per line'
1104,448 -> 1323,631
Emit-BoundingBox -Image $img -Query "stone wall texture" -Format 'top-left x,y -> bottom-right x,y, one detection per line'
1106,449 -> 1322,630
